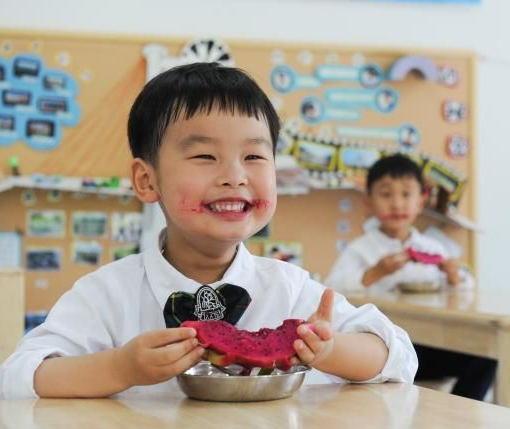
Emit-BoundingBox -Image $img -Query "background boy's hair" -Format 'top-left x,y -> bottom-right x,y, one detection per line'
127,62 -> 281,165
366,154 -> 425,193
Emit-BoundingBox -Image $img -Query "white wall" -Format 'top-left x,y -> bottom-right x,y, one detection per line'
1,0 -> 509,289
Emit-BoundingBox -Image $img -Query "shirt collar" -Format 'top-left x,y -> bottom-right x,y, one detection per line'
371,226 -> 420,247
143,228 -> 254,310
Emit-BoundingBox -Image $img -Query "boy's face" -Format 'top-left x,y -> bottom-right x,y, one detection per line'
367,175 -> 424,233
149,108 -> 277,250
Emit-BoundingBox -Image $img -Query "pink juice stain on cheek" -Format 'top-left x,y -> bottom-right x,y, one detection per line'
252,199 -> 273,211
178,199 -> 205,213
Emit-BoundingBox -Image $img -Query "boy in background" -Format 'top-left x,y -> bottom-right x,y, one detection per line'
0,63 -> 417,399
325,154 -> 496,401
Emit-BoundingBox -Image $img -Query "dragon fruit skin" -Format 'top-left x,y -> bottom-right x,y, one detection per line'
181,319 -> 303,370
406,247 -> 445,265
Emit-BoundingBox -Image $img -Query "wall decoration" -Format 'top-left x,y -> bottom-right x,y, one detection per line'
27,210 -> 65,237
295,139 -> 337,171
438,66 -> 460,87
111,243 -> 139,261
0,231 -> 22,268
442,100 -> 468,123
388,55 -> 438,81
71,240 -> 102,265
263,241 -> 303,267
0,53 -> 81,150
111,212 -> 142,243
446,135 -> 469,159
26,247 -> 62,271
72,211 -> 107,237
46,189 -> 62,202
21,189 -> 37,206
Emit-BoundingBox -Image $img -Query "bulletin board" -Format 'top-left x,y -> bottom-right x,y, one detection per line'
0,29 -> 476,311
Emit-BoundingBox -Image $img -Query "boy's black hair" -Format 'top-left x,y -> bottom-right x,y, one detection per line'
366,154 -> 425,193
128,62 -> 281,165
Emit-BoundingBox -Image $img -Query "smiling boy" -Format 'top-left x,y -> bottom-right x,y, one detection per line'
0,63 -> 417,399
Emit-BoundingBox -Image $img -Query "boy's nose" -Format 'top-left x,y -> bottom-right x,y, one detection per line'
217,164 -> 248,188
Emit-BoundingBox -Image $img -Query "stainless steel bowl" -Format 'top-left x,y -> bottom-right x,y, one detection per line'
177,362 -> 310,402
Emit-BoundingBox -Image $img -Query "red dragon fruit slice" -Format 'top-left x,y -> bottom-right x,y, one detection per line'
407,247 -> 445,265
182,319 -> 303,371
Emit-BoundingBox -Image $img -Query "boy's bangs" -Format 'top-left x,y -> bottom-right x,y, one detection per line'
167,94 -> 264,124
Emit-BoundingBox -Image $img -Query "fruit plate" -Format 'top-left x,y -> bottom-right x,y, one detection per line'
176,361 -> 310,402
397,281 -> 441,294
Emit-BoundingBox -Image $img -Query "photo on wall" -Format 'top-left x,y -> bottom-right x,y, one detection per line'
71,240 -> 102,266
111,212 -> 142,243
111,243 -> 139,261
26,248 -> 62,271
27,210 -> 66,237
72,212 -> 107,238
263,241 -> 303,267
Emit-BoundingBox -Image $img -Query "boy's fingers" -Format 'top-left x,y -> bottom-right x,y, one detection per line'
157,347 -> 205,379
315,288 -> 334,322
151,338 -> 200,366
145,328 -> 197,348
293,339 -> 314,365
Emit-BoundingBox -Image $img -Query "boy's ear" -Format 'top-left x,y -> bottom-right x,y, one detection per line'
420,188 -> 430,210
131,158 -> 160,203
363,194 -> 373,216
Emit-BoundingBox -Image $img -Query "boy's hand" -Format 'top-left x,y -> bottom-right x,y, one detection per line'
439,259 -> 461,285
362,251 -> 409,286
114,327 -> 204,388
291,288 -> 335,369
375,251 -> 410,276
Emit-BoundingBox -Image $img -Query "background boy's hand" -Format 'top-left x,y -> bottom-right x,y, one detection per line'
362,251 -> 409,286
114,327 -> 204,388
439,259 -> 461,285
291,288 -> 335,368
375,251 -> 410,276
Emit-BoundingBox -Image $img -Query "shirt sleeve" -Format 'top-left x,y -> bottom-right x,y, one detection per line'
324,245 -> 368,293
0,278 -> 116,399
292,277 -> 418,384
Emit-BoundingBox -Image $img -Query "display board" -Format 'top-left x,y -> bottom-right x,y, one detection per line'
0,30 -> 476,312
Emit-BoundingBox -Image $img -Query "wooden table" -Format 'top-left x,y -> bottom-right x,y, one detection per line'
1,383 -> 510,429
345,289 -> 510,407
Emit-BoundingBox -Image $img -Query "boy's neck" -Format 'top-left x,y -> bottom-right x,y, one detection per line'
163,239 -> 238,285
379,225 -> 412,242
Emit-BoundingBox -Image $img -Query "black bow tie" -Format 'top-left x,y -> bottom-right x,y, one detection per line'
163,283 -> 251,328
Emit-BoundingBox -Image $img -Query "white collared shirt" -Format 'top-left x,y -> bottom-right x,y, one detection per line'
325,227 -> 472,293
0,230 -> 417,399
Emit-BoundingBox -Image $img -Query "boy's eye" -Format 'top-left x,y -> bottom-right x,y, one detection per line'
245,154 -> 265,161
192,154 -> 215,160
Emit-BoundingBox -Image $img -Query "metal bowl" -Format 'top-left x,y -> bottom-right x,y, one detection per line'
398,281 -> 441,293
176,362 -> 310,402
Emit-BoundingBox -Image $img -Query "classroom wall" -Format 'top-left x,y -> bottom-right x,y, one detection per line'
1,0 -> 509,290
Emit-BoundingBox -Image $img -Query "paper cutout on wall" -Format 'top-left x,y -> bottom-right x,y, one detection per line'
388,55 -> 438,81
143,38 -> 234,82
0,53 -> 81,150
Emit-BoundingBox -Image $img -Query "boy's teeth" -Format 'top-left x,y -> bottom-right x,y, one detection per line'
210,202 -> 246,212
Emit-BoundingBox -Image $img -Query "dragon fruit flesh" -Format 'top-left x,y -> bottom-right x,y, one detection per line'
181,319 -> 303,371
407,247 -> 445,265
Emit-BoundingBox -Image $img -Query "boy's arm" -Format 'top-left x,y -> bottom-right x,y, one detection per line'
34,328 -> 203,398
362,251 -> 409,287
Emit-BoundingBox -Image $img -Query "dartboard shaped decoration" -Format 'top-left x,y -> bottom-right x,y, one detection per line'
181,38 -> 234,67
